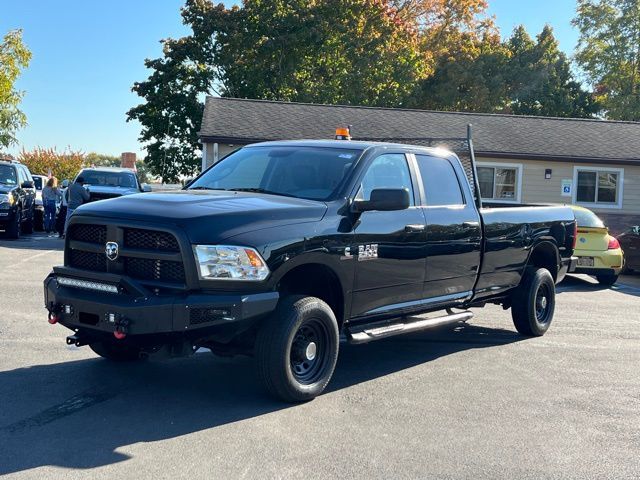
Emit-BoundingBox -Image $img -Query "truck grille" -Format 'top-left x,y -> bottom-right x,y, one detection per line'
125,257 -> 185,283
124,228 -> 180,252
67,223 -> 186,286
68,224 -> 107,244
69,249 -> 107,272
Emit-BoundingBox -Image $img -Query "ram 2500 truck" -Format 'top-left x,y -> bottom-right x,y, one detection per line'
44,140 -> 577,402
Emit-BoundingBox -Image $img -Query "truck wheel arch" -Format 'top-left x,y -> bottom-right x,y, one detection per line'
525,241 -> 560,282
273,263 -> 346,328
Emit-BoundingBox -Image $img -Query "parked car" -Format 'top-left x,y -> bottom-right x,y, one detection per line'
618,225 -> 640,273
75,167 -> 151,202
32,174 -> 49,231
44,139 -> 576,402
568,205 -> 624,285
0,159 -> 36,238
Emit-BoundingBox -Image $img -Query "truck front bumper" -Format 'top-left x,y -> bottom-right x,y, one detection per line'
44,266 -> 279,339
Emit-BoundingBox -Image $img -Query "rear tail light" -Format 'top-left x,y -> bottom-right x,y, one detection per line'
608,236 -> 620,250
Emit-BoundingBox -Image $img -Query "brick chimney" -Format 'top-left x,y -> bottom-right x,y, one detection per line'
121,152 -> 136,170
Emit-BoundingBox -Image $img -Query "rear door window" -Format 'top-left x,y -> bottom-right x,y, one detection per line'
415,155 -> 464,206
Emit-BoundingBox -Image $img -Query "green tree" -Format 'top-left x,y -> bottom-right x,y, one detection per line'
574,0 -> 640,120
128,0 -> 427,181
0,29 -> 32,148
506,25 -> 597,118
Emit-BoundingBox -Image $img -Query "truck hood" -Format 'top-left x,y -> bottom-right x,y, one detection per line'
0,185 -> 16,194
73,190 -> 328,241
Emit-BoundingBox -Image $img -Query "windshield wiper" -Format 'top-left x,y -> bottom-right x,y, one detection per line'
226,187 -> 297,198
188,186 -> 222,191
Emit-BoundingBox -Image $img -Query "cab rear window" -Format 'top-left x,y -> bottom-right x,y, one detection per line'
573,208 -> 605,228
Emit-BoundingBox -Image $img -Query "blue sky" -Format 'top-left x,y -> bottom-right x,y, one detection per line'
2,0 -> 580,158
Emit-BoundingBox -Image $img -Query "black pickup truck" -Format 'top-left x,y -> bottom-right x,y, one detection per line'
44,140 -> 577,402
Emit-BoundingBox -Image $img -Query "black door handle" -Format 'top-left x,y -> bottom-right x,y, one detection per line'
405,224 -> 425,233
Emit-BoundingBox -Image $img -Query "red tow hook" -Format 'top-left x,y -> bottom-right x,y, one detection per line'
48,312 -> 60,324
113,318 -> 130,340
113,330 -> 127,340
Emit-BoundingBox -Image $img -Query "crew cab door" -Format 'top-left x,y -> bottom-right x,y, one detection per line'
350,153 -> 427,318
413,154 -> 482,301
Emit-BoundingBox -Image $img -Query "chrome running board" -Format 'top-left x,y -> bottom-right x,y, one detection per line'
347,310 -> 473,344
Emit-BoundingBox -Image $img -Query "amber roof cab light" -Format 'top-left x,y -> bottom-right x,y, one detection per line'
335,126 -> 351,141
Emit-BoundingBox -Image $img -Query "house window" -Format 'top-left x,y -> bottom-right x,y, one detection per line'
476,164 -> 521,202
574,167 -> 623,209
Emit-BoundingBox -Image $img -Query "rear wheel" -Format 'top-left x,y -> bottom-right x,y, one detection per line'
255,295 -> 339,402
511,268 -> 556,337
90,341 -> 144,362
596,273 -> 618,286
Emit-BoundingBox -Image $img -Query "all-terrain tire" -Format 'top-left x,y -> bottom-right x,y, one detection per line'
255,295 -> 339,403
511,268 -> 556,337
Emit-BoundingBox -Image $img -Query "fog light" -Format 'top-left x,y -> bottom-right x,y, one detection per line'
107,313 -> 116,323
64,305 -> 73,315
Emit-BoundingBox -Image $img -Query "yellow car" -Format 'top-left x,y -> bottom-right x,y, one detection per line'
570,206 -> 624,285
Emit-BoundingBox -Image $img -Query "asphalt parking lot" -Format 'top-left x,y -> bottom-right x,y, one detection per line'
0,233 -> 639,479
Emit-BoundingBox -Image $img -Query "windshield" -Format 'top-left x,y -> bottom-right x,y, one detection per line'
0,165 -> 17,186
573,207 -> 605,228
80,170 -> 138,188
188,146 -> 362,201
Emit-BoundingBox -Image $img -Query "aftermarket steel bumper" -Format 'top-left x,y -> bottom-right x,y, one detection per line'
44,266 -> 279,338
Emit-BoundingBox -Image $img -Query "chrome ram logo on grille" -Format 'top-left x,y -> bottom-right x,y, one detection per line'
105,241 -> 119,261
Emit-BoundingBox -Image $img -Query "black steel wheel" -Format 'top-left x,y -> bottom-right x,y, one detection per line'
511,267 -> 556,336
255,295 -> 339,402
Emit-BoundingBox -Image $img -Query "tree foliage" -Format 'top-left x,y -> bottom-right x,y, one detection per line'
415,25 -> 597,117
574,0 -> 640,120
0,29 -> 32,148
130,1 -> 602,179
19,147 -> 85,182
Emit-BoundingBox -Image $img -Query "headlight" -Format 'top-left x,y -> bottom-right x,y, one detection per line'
0,194 -> 14,206
193,245 -> 269,281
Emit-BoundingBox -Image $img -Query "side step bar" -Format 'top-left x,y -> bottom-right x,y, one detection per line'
347,310 -> 473,344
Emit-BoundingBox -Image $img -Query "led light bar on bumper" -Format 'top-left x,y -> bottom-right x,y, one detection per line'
56,277 -> 119,294
193,245 -> 269,281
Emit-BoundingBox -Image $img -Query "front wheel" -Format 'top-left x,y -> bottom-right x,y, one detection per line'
596,273 -> 618,286
255,296 -> 339,402
511,268 -> 556,337
5,209 -> 21,239
90,341 -> 144,362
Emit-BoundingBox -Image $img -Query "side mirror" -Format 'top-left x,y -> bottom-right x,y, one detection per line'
21,181 -> 34,189
141,183 -> 152,192
352,188 -> 410,213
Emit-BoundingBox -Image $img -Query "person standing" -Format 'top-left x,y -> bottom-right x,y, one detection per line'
56,179 -> 69,238
63,176 -> 90,237
42,177 -> 59,234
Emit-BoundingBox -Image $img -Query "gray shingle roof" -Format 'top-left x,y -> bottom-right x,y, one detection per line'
199,97 -> 640,165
